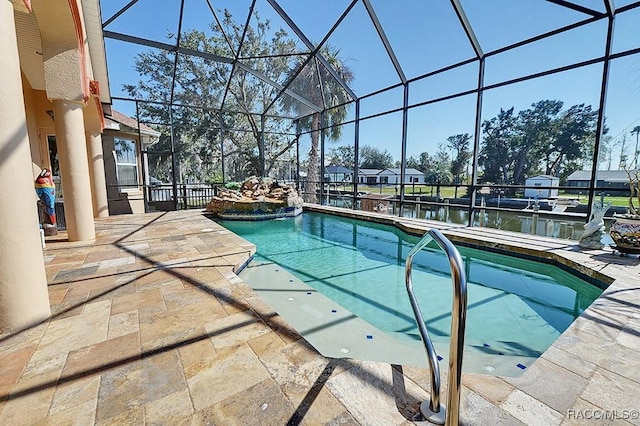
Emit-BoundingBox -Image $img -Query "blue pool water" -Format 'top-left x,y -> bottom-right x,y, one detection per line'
219,212 -> 602,361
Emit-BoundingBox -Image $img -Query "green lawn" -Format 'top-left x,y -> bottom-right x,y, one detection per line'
327,184 -> 632,208
601,196 -> 630,207
330,184 -> 460,198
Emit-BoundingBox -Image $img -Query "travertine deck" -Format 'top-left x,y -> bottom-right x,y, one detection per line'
0,208 -> 638,425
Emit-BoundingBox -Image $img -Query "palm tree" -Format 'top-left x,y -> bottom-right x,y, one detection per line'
281,45 -> 354,201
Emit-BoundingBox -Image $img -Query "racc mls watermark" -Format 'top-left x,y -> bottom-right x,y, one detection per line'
566,409 -> 639,421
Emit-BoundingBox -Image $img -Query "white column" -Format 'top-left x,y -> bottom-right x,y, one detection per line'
0,0 -> 51,333
53,100 -> 96,241
86,131 -> 109,217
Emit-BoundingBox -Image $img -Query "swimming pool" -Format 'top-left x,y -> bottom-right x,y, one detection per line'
219,212 -> 603,375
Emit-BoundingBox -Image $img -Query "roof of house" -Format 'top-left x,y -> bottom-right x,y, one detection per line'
324,166 -> 352,174
358,168 -> 424,175
104,110 -> 161,137
526,175 -> 558,180
379,168 -> 423,175
567,169 -> 638,182
358,169 -> 383,175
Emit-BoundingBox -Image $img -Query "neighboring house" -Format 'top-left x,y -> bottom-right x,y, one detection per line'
524,175 -> 559,198
358,168 -> 425,185
377,168 -> 425,185
102,110 -> 161,214
358,169 -> 383,184
324,166 -> 353,183
566,170 -> 636,195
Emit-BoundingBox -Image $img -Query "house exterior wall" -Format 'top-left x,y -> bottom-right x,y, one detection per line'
403,174 -> 424,184
358,174 -> 378,184
22,74 -> 43,178
376,172 -> 423,185
567,171 -> 633,195
101,132 -> 145,214
378,173 -> 396,184
21,85 -> 111,221
359,173 -> 423,185
21,86 -> 59,179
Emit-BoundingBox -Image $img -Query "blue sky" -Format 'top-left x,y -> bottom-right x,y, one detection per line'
102,0 -> 640,167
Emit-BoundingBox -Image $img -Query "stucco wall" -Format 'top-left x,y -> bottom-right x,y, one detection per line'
21,73 -> 43,178
101,132 -> 145,215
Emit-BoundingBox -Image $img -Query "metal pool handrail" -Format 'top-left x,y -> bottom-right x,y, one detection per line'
405,229 -> 468,426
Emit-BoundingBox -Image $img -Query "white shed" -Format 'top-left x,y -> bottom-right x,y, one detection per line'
524,175 -> 559,198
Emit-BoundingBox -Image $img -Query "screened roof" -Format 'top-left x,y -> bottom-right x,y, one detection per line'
101,0 -> 638,124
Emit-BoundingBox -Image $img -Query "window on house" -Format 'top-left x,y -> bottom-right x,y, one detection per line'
114,138 -> 138,188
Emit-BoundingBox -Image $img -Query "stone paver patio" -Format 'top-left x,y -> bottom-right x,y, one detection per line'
0,208 -> 638,425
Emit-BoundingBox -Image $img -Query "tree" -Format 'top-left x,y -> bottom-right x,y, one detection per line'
124,10 -> 299,182
359,145 -> 394,169
631,126 -> 640,169
420,145 -> 453,199
479,100 -> 597,186
431,145 -> 453,185
417,152 -> 433,175
598,134 -> 614,171
282,45 -> 354,200
478,107 -> 517,184
399,156 -> 420,170
447,133 -> 472,184
536,104 -> 598,179
125,51 -> 222,183
619,133 -> 629,169
328,145 -> 355,168
513,100 -> 563,184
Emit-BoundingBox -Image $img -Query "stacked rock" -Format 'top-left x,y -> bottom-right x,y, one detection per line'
205,177 -> 303,218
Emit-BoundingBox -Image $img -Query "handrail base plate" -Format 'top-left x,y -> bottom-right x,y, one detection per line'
420,400 -> 446,425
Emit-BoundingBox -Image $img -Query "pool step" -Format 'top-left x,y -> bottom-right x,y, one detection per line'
240,261 -> 533,377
